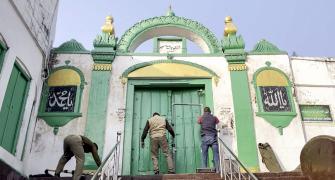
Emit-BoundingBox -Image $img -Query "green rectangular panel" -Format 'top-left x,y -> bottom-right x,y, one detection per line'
300,105 -> 332,121
0,64 -> 29,153
0,66 -> 19,143
85,71 -> 110,169
2,73 -> 28,152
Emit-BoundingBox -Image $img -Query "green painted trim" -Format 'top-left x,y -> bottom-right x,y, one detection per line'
116,52 -> 224,57
153,37 -> 159,53
11,62 -> 31,154
84,70 -> 111,169
121,59 -> 219,78
54,39 -> 89,54
253,65 -> 297,133
0,40 -> 8,74
92,33 -> 117,63
229,70 -> 259,171
222,35 -> 247,64
249,39 -> 287,55
93,33 -> 117,48
222,35 -> 245,51
37,66 -> 85,129
117,15 -> 221,54
122,78 -> 214,175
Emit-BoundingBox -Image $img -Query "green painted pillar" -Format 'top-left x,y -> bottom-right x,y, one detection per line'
84,65 -> 111,169
85,29 -> 117,169
223,34 -> 259,172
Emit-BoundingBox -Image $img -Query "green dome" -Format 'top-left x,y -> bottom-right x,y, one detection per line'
249,39 -> 286,55
53,39 -> 89,54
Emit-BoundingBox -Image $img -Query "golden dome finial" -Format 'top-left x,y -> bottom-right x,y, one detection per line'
101,15 -> 115,35
224,16 -> 237,37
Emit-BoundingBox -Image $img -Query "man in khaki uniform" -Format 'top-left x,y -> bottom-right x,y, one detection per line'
55,135 -> 101,180
141,112 -> 175,174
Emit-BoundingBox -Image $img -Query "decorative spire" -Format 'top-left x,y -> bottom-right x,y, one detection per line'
101,15 -> 115,35
224,16 -> 237,37
166,5 -> 175,16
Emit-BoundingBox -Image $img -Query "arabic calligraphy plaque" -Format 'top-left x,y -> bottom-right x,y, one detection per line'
260,86 -> 291,112
45,86 -> 77,112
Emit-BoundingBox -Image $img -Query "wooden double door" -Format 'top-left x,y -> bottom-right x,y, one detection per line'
130,87 -> 205,175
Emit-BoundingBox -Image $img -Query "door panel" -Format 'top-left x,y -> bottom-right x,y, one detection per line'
172,89 -> 203,173
0,64 -> 29,153
131,87 -> 204,175
0,66 -> 19,143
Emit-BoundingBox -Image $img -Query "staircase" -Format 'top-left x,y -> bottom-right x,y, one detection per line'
119,172 -> 309,180
120,173 -> 221,180
28,171 -> 310,180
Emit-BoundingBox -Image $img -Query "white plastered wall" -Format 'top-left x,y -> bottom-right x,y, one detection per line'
0,0 -> 56,175
291,57 -> 335,141
246,55 -> 306,172
25,53 -> 94,175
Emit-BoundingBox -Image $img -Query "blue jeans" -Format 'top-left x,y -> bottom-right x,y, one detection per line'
201,135 -> 219,172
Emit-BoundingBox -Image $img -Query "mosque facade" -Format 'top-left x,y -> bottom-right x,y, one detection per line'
1,1 -> 335,177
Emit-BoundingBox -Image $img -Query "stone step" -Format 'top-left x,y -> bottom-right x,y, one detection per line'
120,173 -> 221,180
254,172 -> 304,177
254,172 -> 309,180
259,176 -> 308,180
29,175 -> 92,180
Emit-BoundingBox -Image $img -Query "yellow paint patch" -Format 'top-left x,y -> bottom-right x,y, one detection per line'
48,69 -> 81,86
256,70 -> 288,86
128,63 -> 212,78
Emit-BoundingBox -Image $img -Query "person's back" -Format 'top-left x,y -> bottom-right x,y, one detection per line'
198,107 -> 220,173
200,112 -> 218,137
141,112 -> 175,174
148,115 -> 166,138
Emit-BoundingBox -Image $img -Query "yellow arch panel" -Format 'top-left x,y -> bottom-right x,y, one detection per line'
256,70 -> 288,86
128,63 -> 212,78
48,69 -> 81,86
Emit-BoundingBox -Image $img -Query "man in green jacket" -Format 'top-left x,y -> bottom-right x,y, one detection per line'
141,112 -> 175,174
55,135 -> 101,180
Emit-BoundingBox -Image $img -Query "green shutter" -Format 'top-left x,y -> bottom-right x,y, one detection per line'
0,63 -> 29,153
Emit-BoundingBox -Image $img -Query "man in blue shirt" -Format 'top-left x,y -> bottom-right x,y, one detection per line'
198,107 -> 220,172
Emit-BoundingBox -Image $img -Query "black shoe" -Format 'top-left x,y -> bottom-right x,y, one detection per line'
167,171 -> 175,174
154,171 -> 159,175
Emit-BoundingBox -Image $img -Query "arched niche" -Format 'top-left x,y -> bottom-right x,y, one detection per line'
253,62 -> 296,134
38,66 -> 85,134
117,15 -> 222,54
122,60 -> 219,79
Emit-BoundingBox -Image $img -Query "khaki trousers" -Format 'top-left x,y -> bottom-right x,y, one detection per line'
150,136 -> 174,173
55,135 -> 84,180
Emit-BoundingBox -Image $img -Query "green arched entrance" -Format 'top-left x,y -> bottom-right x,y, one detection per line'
121,60 -> 216,176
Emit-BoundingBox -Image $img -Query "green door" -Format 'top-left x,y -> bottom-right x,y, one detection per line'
0,63 -> 29,153
130,87 -> 204,175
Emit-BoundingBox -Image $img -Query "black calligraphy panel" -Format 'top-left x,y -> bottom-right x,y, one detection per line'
45,86 -> 77,112
260,86 -> 291,112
